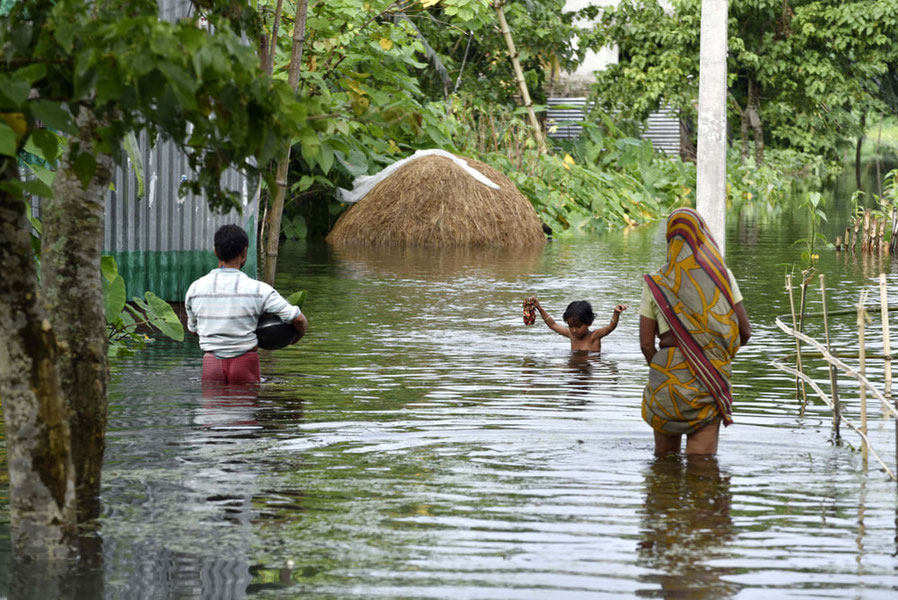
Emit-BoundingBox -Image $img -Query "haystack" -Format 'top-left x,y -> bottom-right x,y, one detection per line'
326,153 -> 546,247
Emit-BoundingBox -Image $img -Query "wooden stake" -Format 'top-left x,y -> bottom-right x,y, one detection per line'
797,271 -> 813,412
787,274 -> 807,407
881,273 -> 892,408
863,209 -> 871,253
820,274 -> 841,438
858,288 -> 868,461
890,207 -> 898,254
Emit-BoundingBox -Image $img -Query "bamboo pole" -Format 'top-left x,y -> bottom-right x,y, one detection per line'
889,206 -> 898,254
858,289 -> 868,461
264,0 -> 285,75
786,274 -> 807,407
873,217 -> 880,253
819,274 -> 841,438
797,271 -> 812,413
262,0 -> 310,285
493,1 -> 547,154
863,209 -> 871,253
881,273 -> 892,407
773,316 -> 898,421
771,359 -> 895,480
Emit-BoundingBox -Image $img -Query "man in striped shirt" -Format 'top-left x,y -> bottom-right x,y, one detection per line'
185,224 -> 307,383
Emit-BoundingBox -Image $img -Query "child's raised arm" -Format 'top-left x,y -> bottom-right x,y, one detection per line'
533,298 -> 570,338
591,304 -> 628,339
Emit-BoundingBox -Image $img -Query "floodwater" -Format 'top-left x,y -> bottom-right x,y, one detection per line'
3,197 -> 898,598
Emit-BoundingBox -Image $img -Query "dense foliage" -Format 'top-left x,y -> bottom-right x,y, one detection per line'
253,0 -> 695,236
581,0 -> 898,165
0,0 -> 304,211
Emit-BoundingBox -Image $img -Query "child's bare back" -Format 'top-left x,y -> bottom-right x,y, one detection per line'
532,298 -> 628,352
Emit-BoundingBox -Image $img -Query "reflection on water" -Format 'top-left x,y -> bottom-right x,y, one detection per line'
637,456 -> 736,599
2,199 -> 898,597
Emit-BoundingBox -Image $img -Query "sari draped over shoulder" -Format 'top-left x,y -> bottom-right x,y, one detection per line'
642,208 -> 741,434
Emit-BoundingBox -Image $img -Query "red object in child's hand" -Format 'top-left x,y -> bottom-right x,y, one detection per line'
522,297 -> 537,325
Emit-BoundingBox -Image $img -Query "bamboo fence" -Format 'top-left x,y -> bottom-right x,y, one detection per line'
834,207 -> 898,254
773,272 -> 898,480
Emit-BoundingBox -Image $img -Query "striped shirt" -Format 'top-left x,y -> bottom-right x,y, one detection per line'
185,268 -> 301,358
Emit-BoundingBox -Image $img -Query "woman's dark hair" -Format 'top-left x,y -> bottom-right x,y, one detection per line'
214,224 -> 249,262
563,301 -> 595,325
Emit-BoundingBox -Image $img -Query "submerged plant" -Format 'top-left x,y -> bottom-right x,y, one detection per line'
794,191 -> 829,264
102,256 -> 184,357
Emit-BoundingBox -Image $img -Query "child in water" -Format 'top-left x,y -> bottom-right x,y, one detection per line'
532,298 -> 628,352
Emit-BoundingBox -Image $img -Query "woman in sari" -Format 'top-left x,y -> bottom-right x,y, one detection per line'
639,207 -> 751,455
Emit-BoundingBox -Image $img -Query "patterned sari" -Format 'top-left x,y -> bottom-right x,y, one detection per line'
642,208 -> 741,434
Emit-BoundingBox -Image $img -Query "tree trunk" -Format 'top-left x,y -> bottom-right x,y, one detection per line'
262,0 -> 310,285
728,93 -> 750,164
41,106 -> 115,523
856,112 -> 866,192
747,78 -> 764,165
263,0 -> 284,75
0,156 -> 77,560
678,117 -> 696,162
494,1 -> 547,155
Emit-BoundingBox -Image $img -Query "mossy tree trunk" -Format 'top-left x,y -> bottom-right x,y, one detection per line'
0,155 -> 77,560
41,107 -> 115,524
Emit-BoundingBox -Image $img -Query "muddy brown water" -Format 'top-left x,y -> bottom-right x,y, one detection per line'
2,200 -> 898,598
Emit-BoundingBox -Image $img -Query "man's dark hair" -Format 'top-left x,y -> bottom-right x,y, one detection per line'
563,301 -> 595,326
214,224 -> 249,262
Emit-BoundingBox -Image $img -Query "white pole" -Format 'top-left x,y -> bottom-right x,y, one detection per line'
696,0 -> 728,254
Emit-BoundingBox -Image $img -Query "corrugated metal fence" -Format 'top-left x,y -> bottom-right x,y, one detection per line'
546,98 -> 682,156
103,0 -> 258,303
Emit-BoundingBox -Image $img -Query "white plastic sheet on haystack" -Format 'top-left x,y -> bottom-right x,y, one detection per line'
336,149 -> 500,204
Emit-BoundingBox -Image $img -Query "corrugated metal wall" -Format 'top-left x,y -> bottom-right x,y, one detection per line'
103,0 -> 259,302
104,133 -> 257,302
546,97 -> 682,156
643,105 -> 681,155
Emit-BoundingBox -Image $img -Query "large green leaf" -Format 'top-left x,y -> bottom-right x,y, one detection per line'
141,291 -> 184,342
286,290 -> 307,308
0,121 -> 16,156
26,129 -> 61,163
24,162 -> 56,189
123,132 -> 144,197
103,274 -> 126,323
0,76 -> 30,108
73,151 -> 97,189
29,100 -> 78,135
101,255 -> 118,282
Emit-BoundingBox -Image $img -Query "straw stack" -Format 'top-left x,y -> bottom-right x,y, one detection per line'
326,154 -> 546,247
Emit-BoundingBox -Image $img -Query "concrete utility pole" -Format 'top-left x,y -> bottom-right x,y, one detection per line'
696,0 -> 728,253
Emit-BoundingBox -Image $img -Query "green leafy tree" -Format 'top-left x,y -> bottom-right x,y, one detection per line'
581,0 -> 898,165
251,0 -> 584,244
0,0 -> 302,558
